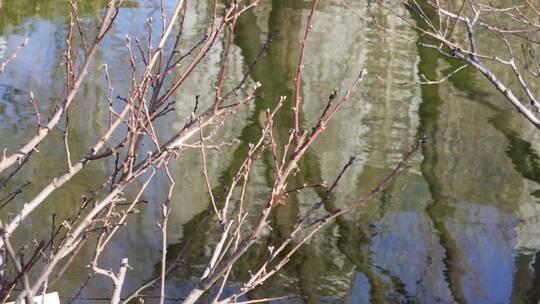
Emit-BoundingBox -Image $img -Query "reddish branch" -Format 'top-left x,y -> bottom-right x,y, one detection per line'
293,0 -> 319,140
0,39 -> 28,75
0,1 -> 434,303
0,0 -> 122,174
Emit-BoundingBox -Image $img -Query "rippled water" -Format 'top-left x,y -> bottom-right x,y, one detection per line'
1,1 -> 540,303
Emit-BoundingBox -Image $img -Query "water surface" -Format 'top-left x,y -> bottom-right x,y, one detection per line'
1,1 -> 540,303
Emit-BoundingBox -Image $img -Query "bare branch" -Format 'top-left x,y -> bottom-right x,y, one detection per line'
0,38 -> 28,75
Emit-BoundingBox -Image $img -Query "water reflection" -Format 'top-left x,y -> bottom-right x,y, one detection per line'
1,0 -> 540,303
